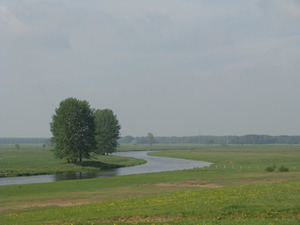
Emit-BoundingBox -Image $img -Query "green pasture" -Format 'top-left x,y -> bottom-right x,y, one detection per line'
0,145 -> 145,177
149,145 -> 300,184
1,145 -> 299,224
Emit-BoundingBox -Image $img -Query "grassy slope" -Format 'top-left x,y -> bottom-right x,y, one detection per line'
1,145 -> 300,224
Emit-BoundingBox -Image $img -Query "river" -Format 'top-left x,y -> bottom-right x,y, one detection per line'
0,151 -> 211,186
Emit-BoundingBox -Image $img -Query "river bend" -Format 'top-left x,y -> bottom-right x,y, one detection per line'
0,151 -> 211,186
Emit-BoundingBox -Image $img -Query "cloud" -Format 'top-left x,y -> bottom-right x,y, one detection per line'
0,5 -> 27,35
258,0 -> 300,18
1,0 -> 300,137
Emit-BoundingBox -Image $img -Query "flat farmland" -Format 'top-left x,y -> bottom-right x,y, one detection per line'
1,145 -> 299,224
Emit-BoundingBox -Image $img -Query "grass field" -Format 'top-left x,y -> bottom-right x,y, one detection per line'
1,145 -> 299,224
0,145 -> 146,177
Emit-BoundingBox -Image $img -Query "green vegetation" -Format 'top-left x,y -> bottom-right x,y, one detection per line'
50,98 -> 121,163
119,135 -> 300,145
147,132 -> 155,146
265,165 -> 275,172
1,145 -> 299,224
2,180 -> 299,225
278,165 -> 289,172
0,146 -> 145,177
50,97 -> 96,163
94,109 -> 121,155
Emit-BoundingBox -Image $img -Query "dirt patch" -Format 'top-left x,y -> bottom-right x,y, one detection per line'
0,200 -> 93,212
153,180 -> 223,188
2,213 -> 18,217
98,216 -> 181,223
239,177 -> 288,184
32,200 -> 92,207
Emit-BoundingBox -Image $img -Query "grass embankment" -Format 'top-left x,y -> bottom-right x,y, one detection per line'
0,145 -> 146,177
1,145 -> 300,224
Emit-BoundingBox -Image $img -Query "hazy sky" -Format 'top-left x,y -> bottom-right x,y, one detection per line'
1,0 -> 300,138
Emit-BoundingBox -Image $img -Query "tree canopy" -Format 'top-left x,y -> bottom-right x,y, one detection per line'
50,98 -> 96,163
50,98 -> 121,163
94,109 -> 121,155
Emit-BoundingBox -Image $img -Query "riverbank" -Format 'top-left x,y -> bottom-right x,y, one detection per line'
0,151 -> 210,186
0,144 -> 205,178
0,146 -> 146,177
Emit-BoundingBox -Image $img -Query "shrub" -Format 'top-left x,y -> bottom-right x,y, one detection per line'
278,165 -> 289,172
265,164 -> 277,172
265,166 -> 275,172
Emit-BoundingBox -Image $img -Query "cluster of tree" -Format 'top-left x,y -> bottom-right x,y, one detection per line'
118,134 -> 300,145
50,98 -> 120,163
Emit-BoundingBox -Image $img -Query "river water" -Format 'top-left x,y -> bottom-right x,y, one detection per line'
0,151 -> 211,186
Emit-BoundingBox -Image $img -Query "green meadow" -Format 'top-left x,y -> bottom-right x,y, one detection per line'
1,145 -> 299,224
0,145 -> 146,177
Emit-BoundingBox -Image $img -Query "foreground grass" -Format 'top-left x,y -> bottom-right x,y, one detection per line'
1,145 -> 300,224
0,146 -> 145,177
1,179 -> 299,224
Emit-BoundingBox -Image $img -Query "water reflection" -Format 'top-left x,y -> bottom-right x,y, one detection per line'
55,171 -> 99,181
54,170 -> 119,181
0,151 -> 211,186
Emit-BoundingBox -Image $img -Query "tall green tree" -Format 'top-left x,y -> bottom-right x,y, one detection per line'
50,98 -> 96,163
94,109 -> 121,155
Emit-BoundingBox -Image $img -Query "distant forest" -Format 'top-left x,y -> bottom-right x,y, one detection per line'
0,138 -> 49,145
120,135 -> 300,145
1,135 -> 300,146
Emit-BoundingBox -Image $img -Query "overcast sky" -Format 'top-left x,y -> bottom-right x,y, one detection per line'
1,0 -> 300,138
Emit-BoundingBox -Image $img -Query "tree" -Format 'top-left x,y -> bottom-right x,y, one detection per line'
94,109 -> 121,155
118,136 -> 135,144
50,98 -> 96,163
147,132 -> 154,146
207,139 -> 214,146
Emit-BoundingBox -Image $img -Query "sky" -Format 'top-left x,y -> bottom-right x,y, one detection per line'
1,0 -> 300,138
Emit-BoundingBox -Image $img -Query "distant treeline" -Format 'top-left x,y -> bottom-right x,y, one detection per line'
119,135 -> 300,145
2,135 -> 300,146
0,138 -> 49,145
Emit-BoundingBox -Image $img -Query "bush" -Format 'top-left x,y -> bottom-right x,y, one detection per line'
278,165 -> 289,172
265,164 -> 277,172
265,166 -> 275,172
